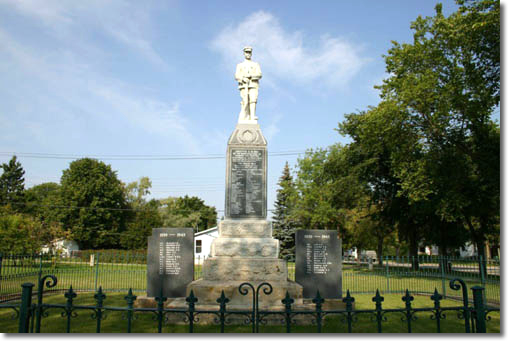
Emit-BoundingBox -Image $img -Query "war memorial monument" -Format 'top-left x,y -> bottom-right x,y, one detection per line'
186,46 -> 304,308
143,47 -> 342,314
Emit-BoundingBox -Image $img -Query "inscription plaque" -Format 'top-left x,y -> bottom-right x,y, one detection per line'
226,148 -> 266,218
295,230 -> 342,298
147,228 -> 194,297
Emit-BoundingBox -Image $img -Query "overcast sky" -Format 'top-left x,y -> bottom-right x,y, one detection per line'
0,0 -> 466,219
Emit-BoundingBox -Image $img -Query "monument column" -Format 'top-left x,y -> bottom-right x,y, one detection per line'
185,47 -> 303,307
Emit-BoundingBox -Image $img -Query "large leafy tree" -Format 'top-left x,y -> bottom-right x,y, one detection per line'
159,195 -> 217,233
272,162 -> 299,260
24,182 -> 62,223
59,158 -> 128,249
0,156 -> 26,212
292,148 -> 341,232
120,177 -> 162,249
0,206 -> 66,254
378,0 -> 500,260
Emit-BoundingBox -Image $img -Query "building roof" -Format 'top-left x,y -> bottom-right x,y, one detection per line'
195,226 -> 218,237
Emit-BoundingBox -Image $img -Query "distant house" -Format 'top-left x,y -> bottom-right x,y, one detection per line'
194,227 -> 218,263
41,238 -> 79,257
459,243 -> 478,258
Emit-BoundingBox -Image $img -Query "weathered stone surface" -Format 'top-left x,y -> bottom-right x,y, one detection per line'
218,219 -> 272,237
187,279 -> 303,307
210,237 -> 279,258
228,124 -> 267,146
225,124 -> 267,219
201,258 -> 287,281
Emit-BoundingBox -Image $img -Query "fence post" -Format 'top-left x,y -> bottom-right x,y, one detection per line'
471,286 -> 486,333
18,283 -> 34,333
94,253 -> 99,292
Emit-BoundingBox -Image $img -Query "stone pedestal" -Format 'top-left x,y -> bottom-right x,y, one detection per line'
186,218 -> 303,307
186,123 -> 303,309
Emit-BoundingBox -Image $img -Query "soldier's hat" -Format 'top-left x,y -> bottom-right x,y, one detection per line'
243,46 -> 253,52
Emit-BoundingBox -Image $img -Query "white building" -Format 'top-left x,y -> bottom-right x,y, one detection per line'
41,238 -> 79,257
459,242 -> 478,258
194,227 -> 218,264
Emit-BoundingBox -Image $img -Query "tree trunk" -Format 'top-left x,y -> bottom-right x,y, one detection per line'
377,236 -> 384,266
476,239 -> 488,279
409,233 -> 419,271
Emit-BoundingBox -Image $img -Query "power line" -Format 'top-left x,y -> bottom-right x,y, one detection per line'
1,201 -> 276,212
0,150 -> 305,161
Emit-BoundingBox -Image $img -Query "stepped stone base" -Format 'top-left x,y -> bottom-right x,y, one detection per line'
211,238 -> 279,258
202,257 -> 287,281
186,279 -> 303,307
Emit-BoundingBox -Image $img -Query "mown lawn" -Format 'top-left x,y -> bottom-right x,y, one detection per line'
1,262 -> 500,307
0,291 -> 500,333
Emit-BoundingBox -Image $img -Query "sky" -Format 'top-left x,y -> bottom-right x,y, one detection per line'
0,0 -> 470,220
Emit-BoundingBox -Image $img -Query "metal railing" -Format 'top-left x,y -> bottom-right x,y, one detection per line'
0,275 -> 499,333
0,253 -> 500,305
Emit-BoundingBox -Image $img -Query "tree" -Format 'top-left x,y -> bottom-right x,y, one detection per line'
292,148 -> 342,232
0,156 -> 25,212
159,196 -> 217,233
378,0 -> 500,261
59,158 -> 128,249
121,199 -> 162,249
120,177 -> 162,249
338,102 -> 417,264
272,162 -> 298,260
125,176 -> 152,205
0,205 -> 68,254
24,182 -> 62,224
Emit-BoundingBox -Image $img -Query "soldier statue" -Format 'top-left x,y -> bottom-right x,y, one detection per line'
235,46 -> 262,123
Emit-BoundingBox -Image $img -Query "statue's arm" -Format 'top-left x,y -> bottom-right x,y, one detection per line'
235,64 -> 243,82
252,63 -> 262,80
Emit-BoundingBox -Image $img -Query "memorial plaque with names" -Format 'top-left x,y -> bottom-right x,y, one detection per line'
226,147 -> 266,218
295,230 -> 342,298
147,228 -> 194,297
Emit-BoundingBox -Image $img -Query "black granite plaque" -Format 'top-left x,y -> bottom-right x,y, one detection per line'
295,230 -> 342,298
227,148 -> 266,218
147,228 -> 194,297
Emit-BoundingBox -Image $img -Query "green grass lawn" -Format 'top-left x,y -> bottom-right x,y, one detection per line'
1,262 -> 500,305
0,292 -> 499,333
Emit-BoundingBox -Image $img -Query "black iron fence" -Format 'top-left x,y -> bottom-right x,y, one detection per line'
0,275 -> 499,333
0,253 -> 500,305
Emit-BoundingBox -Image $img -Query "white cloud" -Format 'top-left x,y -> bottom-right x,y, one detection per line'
0,0 -> 166,67
0,25 -> 199,153
210,11 -> 369,88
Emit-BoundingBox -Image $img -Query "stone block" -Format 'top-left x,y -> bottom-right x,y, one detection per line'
186,279 -> 303,307
210,237 -> 279,258
202,257 -> 287,281
218,219 -> 272,238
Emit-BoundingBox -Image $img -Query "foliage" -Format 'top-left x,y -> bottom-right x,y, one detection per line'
292,147 -> 342,232
159,195 -> 217,232
59,158 -> 128,249
0,156 -> 26,212
376,0 -> 500,258
272,162 -> 298,260
24,182 -> 62,224
120,177 -> 162,249
0,207 -> 55,254
121,199 -> 162,250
